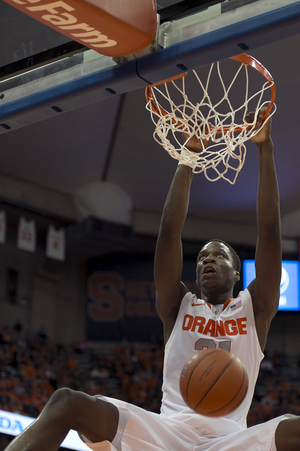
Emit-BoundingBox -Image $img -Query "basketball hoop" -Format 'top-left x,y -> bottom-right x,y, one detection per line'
145,53 -> 276,184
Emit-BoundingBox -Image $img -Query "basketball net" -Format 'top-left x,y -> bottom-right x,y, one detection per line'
146,54 -> 276,184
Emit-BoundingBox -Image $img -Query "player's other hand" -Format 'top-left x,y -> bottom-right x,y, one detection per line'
246,107 -> 272,145
182,123 -> 212,153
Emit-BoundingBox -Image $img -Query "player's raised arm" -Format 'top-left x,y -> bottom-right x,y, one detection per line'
154,133 -> 210,342
246,109 -> 281,351
154,163 -> 192,340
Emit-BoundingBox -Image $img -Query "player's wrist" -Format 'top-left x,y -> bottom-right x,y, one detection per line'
256,136 -> 273,150
178,148 -> 199,169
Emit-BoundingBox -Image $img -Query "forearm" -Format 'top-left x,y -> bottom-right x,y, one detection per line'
159,164 -> 193,237
256,137 -> 281,235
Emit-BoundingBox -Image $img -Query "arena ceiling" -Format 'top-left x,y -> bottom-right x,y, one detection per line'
0,0 -> 300,257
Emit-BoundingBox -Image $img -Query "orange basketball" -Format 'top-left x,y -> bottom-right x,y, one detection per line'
180,348 -> 248,417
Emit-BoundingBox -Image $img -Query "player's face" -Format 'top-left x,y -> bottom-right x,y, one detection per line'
196,241 -> 239,296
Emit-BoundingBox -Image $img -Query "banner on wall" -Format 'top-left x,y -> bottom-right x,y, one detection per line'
86,253 -> 200,342
0,211 -> 6,243
0,409 -> 89,450
17,216 -> 36,252
46,226 -> 66,261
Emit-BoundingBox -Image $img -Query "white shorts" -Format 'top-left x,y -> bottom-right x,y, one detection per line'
79,396 -> 295,451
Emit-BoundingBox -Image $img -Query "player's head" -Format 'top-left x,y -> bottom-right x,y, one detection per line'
196,239 -> 241,296
201,239 -> 241,273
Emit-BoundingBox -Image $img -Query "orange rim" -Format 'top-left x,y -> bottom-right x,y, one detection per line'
145,53 -> 276,134
145,72 -> 187,121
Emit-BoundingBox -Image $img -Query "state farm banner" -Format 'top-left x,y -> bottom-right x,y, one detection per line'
86,253 -> 200,342
3,0 -> 157,57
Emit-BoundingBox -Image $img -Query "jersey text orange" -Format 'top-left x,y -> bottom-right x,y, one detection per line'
182,314 -> 247,337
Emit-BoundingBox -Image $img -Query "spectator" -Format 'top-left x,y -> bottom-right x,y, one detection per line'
0,323 -> 297,427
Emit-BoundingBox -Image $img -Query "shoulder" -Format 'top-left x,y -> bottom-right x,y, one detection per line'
161,283 -> 191,342
221,289 -> 252,314
239,288 -> 252,301
246,280 -> 275,351
231,288 -> 252,305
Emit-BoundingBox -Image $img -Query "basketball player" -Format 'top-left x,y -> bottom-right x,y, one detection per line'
4,110 -> 299,451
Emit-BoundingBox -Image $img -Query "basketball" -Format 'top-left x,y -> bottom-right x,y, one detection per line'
180,349 -> 248,417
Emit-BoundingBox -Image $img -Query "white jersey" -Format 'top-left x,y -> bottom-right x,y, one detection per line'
160,288 -> 264,437
82,287 -> 294,451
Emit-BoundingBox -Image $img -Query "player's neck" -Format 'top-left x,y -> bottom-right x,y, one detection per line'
201,289 -> 234,306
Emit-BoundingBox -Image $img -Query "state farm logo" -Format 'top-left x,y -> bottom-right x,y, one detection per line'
6,0 -> 117,50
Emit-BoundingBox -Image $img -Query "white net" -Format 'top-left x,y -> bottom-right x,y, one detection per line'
146,57 -> 276,184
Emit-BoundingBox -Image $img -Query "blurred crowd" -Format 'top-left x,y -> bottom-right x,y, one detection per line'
0,324 -> 163,418
248,350 -> 300,426
0,324 -> 299,427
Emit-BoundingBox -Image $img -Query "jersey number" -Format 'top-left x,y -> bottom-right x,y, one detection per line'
195,338 -> 231,352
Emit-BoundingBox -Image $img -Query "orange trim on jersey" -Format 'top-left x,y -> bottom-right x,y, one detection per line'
203,298 -> 234,311
222,298 -> 234,311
